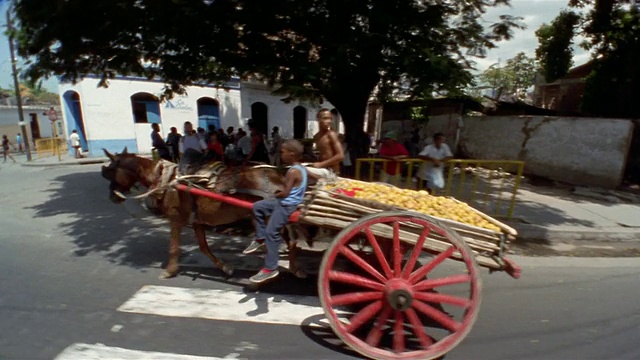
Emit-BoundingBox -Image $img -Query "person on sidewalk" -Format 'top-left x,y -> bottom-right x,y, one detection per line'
2,135 -> 16,163
150,123 -> 171,161
244,139 -> 308,283
417,132 -> 453,193
165,127 -> 182,162
178,121 -> 208,172
15,134 -> 23,153
378,130 -> 409,186
307,108 -> 343,180
244,125 -> 270,164
69,130 -> 83,159
270,126 -> 283,166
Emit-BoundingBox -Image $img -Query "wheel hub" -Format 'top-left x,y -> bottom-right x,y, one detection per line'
384,279 -> 414,311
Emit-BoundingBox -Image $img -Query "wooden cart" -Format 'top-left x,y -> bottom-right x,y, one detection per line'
175,177 -> 521,360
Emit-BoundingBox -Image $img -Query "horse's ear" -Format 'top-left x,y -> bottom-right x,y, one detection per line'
122,147 -> 129,154
103,148 -> 116,161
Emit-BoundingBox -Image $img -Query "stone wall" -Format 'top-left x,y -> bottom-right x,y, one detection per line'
459,115 -> 635,188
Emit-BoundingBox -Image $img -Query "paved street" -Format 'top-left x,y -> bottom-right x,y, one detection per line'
1,159 -> 639,359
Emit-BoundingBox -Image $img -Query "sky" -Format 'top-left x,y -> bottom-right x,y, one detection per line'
0,0 -> 590,93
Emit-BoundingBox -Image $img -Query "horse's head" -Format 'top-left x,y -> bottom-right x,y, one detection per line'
101,147 -> 152,203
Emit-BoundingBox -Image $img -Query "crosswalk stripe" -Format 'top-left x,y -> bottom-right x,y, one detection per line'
117,285 -> 332,326
54,343 -> 226,360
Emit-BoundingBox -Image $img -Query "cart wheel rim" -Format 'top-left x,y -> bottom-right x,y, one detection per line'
318,211 -> 482,360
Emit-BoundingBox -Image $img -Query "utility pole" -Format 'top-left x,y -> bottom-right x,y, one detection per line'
6,8 -> 32,161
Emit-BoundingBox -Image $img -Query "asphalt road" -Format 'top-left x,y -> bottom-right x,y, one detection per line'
0,159 -> 639,360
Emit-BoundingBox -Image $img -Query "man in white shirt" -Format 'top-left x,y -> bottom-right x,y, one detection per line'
237,130 -> 252,159
69,130 -> 83,158
178,121 -> 208,172
417,133 -> 453,193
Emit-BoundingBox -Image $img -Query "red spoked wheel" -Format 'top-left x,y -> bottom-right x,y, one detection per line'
318,211 -> 482,360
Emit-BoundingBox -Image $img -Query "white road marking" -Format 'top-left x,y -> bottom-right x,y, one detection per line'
54,343 -> 226,360
117,285 -> 334,327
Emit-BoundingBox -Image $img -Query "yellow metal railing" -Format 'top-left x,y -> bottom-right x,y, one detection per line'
444,160 -> 524,219
354,158 -> 525,219
35,137 -> 67,159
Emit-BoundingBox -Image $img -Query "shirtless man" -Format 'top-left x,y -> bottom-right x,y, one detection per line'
308,108 -> 344,180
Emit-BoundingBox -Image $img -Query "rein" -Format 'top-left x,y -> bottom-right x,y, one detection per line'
114,160 -> 279,201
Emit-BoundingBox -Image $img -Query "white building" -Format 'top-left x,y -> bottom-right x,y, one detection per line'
58,76 -> 343,157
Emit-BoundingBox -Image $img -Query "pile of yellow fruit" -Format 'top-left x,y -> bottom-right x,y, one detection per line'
323,179 -> 502,232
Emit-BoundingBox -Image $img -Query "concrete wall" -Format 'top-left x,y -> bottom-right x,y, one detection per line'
459,115 -> 635,188
380,113 -> 461,151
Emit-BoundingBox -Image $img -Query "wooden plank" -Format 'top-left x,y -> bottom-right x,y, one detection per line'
300,215 -> 504,271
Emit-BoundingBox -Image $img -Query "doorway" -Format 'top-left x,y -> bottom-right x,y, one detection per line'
293,106 -> 307,139
250,102 -> 269,136
63,91 -> 88,152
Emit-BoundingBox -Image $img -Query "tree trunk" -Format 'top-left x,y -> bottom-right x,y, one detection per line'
325,89 -> 372,161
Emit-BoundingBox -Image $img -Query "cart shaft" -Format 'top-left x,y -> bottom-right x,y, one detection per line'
174,184 -> 301,223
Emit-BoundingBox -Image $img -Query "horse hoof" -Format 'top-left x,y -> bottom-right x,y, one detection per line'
159,270 -> 177,279
293,269 -> 308,279
222,264 -> 234,276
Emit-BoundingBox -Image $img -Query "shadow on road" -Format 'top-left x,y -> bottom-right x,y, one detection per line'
29,170 -> 174,270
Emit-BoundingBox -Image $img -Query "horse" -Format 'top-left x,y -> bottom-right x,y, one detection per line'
101,147 -> 304,279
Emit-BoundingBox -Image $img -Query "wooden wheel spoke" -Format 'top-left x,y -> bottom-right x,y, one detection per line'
414,274 -> 472,292
402,227 -> 431,279
365,227 -> 393,279
328,271 -> 385,291
330,291 -> 383,307
338,245 -> 387,283
413,300 -> 462,332
414,291 -> 471,308
344,300 -> 383,333
365,305 -> 393,347
393,221 -> 402,276
405,308 -> 434,349
393,311 -> 405,353
408,246 -> 456,284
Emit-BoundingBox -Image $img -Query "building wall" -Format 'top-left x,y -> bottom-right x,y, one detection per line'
59,78 -> 243,157
240,84 -> 341,139
459,115 -> 635,188
59,78 -> 341,157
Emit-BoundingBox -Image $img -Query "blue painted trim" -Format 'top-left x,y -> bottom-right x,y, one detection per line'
69,74 -> 242,90
86,139 -> 139,157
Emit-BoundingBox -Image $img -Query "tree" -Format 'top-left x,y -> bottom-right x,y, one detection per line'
535,10 -> 581,83
479,52 -> 535,100
567,0 -> 640,117
13,0 -> 524,142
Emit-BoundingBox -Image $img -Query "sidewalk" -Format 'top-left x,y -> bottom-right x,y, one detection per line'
14,152 -> 640,255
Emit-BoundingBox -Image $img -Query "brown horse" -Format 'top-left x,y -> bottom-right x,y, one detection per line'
101,147 -> 293,279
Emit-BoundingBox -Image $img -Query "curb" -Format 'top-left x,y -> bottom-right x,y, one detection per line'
21,158 -> 109,167
513,223 -> 640,242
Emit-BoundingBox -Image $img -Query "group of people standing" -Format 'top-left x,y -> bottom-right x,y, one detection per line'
376,130 -> 453,193
151,121 -> 279,172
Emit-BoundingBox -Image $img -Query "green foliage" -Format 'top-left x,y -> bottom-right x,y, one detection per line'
579,6 -> 640,118
13,0 -> 524,134
535,10 -> 581,83
479,52 -> 535,100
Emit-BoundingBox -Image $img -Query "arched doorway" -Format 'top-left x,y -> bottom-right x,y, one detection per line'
250,102 -> 268,136
197,97 -> 220,131
131,92 -> 161,153
62,91 -> 88,153
293,106 -> 307,139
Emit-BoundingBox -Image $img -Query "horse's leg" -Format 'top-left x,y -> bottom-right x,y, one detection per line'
285,225 -> 307,279
161,221 -> 182,279
193,223 -> 234,276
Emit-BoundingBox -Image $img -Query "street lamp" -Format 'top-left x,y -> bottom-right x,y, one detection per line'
6,6 -> 32,161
